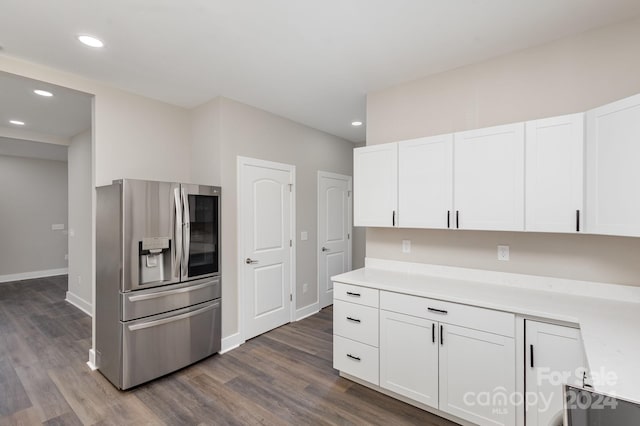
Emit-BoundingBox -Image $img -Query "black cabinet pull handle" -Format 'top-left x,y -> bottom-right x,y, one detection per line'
428,307 -> 448,315
530,344 -> 534,368
456,210 -> 459,229
347,354 -> 361,361
447,210 -> 450,228
392,210 -> 396,227
440,325 -> 444,345
346,317 -> 361,323
432,323 -> 435,343
576,210 -> 580,232
346,291 -> 361,297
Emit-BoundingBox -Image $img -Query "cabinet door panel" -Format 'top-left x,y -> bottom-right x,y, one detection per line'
398,135 -> 453,229
526,114 -> 584,233
439,324 -> 515,426
380,310 -> 439,408
354,143 -> 398,227
525,321 -> 586,426
586,93 -> 640,236
454,123 -> 525,231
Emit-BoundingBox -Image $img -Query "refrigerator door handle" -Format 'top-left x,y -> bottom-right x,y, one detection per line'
181,187 -> 191,275
173,188 -> 183,277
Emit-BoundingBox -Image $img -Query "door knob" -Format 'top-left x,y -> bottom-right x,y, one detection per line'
322,247 -> 330,252
245,258 -> 259,264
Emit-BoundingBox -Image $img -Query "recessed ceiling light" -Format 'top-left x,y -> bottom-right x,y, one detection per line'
34,89 -> 53,97
351,121 -> 363,127
9,120 -> 25,126
77,35 -> 104,48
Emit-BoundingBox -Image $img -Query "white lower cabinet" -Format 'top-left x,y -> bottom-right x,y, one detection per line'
333,283 -> 380,385
380,310 -> 439,408
525,320 -> 586,426
439,324 -> 515,426
378,290 -> 516,426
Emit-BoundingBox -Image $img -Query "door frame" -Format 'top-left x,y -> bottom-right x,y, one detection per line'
317,171 -> 352,309
237,156 -> 296,343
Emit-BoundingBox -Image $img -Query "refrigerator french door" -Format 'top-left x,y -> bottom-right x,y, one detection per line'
96,179 -> 221,390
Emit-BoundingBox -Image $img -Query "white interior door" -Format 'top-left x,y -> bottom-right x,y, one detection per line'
239,157 -> 294,340
318,172 -> 352,309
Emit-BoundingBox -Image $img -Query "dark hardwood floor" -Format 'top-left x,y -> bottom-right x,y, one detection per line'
0,276 -> 456,425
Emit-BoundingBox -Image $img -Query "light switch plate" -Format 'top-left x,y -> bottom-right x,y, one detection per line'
301,231 -> 308,241
497,245 -> 510,261
402,240 -> 411,253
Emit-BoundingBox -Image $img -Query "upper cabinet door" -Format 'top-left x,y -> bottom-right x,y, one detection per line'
525,114 -> 584,233
586,94 -> 640,237
398,135 -> 453,229
454,123 -> 525,231
354,142 -> 398,227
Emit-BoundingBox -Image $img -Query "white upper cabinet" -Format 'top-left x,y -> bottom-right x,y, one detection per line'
454,123 -> 525,231
353,142 -> 398,227
398,135 -> 453,229
525,113 -> 584,233
586,93 -> 640,236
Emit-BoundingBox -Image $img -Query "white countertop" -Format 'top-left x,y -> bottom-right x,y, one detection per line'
332,262 -> 640,403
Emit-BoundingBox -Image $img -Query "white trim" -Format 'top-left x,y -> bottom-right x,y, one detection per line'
317,171 -> 353,309
364,258 -> 640,303
237,156 -> 297,343
0,268 -> 68,283
87,349 -> 98,370
295,302 -> 320,321
65,291 -> 93,316
220,332 -> 244,354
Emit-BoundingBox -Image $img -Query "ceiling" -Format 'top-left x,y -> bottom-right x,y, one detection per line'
1,1 -> 640,142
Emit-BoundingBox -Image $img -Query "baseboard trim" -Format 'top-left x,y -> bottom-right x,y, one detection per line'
295,302 -> 320,321
220,332 -> 244,354
65,291 -> 92,317
0,268 -> 68,283
87,349 -> 98,371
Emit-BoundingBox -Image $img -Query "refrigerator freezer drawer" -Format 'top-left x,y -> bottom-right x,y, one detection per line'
121,277 -> 220,321
121,299 -> 221,389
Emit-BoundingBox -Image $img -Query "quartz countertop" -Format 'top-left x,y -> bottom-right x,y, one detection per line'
332,265 -> 640,403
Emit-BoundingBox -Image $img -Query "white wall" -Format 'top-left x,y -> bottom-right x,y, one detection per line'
191,97 -> 359,338
0,155 -> 68,280
365,17 -> 640,287
67,130 -> 92,312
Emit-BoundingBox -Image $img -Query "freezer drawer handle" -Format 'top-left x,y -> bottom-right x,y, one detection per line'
346,317 -> 361,323
346,354 -> 361,361
428,307 -> 448,315
127,301 -> 219,331
127,281 -> 216,302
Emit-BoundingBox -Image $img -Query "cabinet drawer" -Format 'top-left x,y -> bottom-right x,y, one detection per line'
380,291 -> 514,337
333,335 -> 379,385
334,282 -> 379,308
334,300 -> 379,347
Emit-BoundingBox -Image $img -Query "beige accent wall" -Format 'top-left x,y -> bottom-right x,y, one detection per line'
365,17 -> 640,286
191,97 -> 360,337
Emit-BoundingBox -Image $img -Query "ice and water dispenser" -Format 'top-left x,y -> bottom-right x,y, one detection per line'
138,236 -> 171,284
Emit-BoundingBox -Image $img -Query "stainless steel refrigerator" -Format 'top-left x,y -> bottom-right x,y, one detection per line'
96,179 -> 221,390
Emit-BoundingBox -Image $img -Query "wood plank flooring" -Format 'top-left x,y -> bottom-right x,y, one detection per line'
0,276 -> 457,425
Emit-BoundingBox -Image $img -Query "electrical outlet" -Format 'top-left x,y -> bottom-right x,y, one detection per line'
302,283 -> 308,293
402,240 -> 411,253
64,254 -> 68,260
497,245 -> 510,261
51,224 -> 65,231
